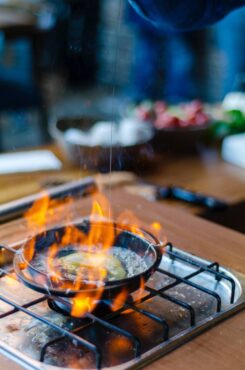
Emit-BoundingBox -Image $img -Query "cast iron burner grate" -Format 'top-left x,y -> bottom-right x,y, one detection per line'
0,243 -> 244,370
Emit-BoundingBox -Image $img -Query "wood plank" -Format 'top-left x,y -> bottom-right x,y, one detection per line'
143,151 -> 245,203
145,311 -> 245,370
1,145 -> 245,212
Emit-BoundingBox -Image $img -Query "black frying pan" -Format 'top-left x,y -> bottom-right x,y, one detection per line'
14,220 -> 163,300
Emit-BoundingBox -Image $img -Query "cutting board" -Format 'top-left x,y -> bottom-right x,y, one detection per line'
0,190 -> 244,370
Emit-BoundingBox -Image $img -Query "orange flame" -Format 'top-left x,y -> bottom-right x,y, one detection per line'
25,192 -> 74,233
117,209 -> 145,238
133,276 -> 146,303
150,221 -> 167,245
111,288 -> 128,312
22,190 -> 166,318
71,291 -> 102,318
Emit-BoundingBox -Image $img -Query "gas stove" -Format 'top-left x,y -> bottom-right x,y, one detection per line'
0,242 -> 244,370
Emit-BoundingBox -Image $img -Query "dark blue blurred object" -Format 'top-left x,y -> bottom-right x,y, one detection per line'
126,4 -> 201,102
129,0 -> 245,31
214,7 -> 245,97
0,36 -> 41,110
0,36 -> 44,150
0,79 -> 41,110
156,185 -> 228,210
201,200 -> 245,233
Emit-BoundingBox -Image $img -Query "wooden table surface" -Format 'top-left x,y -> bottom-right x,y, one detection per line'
0,145 -> 244,370
0,145 -> 244,210
144,148 -> 245,203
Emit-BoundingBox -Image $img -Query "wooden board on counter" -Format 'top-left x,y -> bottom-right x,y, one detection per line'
0,189 -> 244,370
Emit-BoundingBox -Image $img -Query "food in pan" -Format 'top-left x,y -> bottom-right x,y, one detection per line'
57,250 -> 127,281
31,245 -> 149,283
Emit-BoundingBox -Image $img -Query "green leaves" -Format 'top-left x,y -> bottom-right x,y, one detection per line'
210,109 -> 245,140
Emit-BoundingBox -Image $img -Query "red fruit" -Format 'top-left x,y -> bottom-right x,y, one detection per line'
190,100 -> 203,111
185,115 -> 197,125
155,113 -> 180,129
136,107 -> 150,121
195,112 -> 209,126
170,116 -> 181,128
183,100 -> 203,115
178,119 -> 191,128
154,101 -> 167,114
136,107 -> 155,121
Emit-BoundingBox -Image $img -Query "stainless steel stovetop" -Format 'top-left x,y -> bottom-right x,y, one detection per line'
0,244 -> 244,370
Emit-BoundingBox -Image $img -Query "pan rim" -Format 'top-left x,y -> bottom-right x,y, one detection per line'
14,220 -> 163,297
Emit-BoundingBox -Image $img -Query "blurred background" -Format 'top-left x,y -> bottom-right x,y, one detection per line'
0,0 -> 244,153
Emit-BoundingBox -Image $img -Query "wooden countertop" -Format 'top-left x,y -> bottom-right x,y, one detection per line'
0,145 -> 244,211
144,148 -> 245,203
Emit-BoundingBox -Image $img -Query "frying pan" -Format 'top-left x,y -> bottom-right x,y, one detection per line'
14,220 -> 163,300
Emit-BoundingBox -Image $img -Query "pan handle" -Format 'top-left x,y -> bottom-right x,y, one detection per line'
154,242 -> 166,266
155,242 -> 166,252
